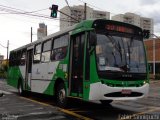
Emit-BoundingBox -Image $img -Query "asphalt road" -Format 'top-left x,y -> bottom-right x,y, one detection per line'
0,79 -> 76,120
1,79 -> 160,120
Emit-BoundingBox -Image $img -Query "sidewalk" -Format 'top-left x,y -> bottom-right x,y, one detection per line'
0,78 -> 17,95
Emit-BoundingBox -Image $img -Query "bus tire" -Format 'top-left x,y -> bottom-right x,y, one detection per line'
18,81 -> 24,96
56,83 -> 67,108
100,100 -> 113,105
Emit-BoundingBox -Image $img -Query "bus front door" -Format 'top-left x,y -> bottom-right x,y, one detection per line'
25,49 -> 33,90
70,33 -> 85,97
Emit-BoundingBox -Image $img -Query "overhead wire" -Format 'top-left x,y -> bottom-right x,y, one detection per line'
0,4 -> 77,23
0,43 -> 7,48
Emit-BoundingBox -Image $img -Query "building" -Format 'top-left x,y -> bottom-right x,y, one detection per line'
60,5 -> 110,30
0,55 -> 4,64
140,17 -> 154,36
0,55 -> 4,71
112,12 -> 154,36
37,23 -> 47,40
144,38 -> 160,77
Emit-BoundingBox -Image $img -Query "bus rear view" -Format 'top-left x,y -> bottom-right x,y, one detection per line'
89,20 -> 149,104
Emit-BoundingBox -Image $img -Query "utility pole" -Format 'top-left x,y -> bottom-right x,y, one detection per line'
84,3 -> 87,20
31,27 -> 33,43
7,40 -> 9,60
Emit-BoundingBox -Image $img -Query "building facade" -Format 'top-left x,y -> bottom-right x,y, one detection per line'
0,55 -> 4,65
37,23 -> 47,40
112,12 -> 154,36
0,55 -> 4,72
144,38 -> 160,77
60,5 -> 110,30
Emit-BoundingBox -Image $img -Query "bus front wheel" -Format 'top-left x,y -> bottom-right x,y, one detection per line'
56,83 -> 67,108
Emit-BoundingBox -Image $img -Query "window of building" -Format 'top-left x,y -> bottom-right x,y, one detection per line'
51,34 -> 69,61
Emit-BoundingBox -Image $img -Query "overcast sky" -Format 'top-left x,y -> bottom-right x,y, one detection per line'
0,0 -> 160,58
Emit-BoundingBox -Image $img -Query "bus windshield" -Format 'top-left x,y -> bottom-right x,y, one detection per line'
96,33 -> 146,73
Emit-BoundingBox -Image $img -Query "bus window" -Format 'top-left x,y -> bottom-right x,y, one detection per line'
41,40 -> 51,62
51,34 -> 68,61
20,49 -> 26,65
17,51 -> 21,66
9,52 -> 15,66
33,44 -> 41,63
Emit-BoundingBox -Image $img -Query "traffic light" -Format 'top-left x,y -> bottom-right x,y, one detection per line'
143,29 -> 150,39
50,4 -> 58,18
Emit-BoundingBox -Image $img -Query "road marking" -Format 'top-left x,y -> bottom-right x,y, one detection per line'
20,96 -> 93,120
60,108 -> 93,120
20,97 -> 51,107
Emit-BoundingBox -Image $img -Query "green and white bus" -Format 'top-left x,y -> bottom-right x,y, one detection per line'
7,19 -> 149,107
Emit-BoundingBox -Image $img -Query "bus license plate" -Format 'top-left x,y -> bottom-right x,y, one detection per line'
121,89 -> 132,94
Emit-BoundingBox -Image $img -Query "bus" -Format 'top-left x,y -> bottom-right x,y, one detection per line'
7,19 -> 149,107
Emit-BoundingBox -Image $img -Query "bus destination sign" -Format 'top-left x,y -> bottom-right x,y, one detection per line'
105,24 -> 134,34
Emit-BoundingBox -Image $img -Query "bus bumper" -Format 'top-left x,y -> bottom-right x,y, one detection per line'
89,82 -> 149,101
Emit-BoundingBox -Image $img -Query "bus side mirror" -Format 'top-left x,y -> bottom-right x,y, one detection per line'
143,30 -> 150,39
89,31 -> 97,46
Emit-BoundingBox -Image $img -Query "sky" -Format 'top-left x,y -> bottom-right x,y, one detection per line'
0,0 -> 160,58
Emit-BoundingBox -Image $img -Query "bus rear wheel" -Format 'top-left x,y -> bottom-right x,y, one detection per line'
56,83 -> 67,108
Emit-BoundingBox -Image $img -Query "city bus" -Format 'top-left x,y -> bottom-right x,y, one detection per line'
7,19 -> 149,107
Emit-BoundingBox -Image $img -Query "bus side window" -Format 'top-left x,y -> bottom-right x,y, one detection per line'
33,44 -> 41,63
9,52 -> 15,66
51,34 -> 68,61
41,40 -> 51,62
20,49 -> 26,65
17,51 -> 21,66
12,52 -> 17,66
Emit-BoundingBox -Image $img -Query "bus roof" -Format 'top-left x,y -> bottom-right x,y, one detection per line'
10,19 -> 142,52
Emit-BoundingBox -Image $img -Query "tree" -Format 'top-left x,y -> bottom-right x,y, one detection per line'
0,60 -> 8,78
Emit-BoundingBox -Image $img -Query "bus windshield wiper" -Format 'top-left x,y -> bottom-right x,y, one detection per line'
127,41 -> 131,65
107,35 -> 123,63
120,37 -> 132,72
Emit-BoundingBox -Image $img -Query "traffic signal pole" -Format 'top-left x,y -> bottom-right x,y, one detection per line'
50,4 -> 79,23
